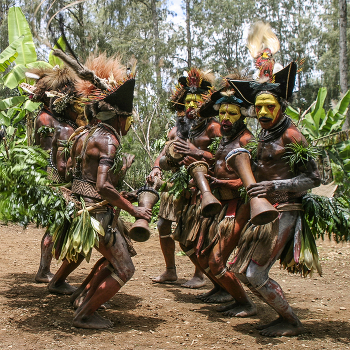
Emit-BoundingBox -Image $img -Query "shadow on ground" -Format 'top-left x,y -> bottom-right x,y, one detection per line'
0,272 -> 165,336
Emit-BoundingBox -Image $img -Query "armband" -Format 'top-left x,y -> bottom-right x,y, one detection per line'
99,156 -> 114,167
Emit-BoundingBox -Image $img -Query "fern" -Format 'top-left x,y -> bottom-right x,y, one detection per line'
283,140 -> 319,174
37,125 -> 55,137
208,137 -> 221,155
244,139 -> 258,160
160,166 -> 190,199
110,146 -> 123,174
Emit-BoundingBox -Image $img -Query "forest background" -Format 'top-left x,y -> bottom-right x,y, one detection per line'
0,0 -> 349,190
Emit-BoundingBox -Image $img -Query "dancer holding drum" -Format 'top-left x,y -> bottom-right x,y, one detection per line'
179,77 -> 258,315
150,68 -> 219,288
227,61 -> 321,336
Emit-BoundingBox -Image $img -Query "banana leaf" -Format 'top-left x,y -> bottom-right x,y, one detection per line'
3,63 -> 26,89
0,96 -> 26,111
8,7 -> 37,65
49,37 -> 67,67
0,36 -> 24,72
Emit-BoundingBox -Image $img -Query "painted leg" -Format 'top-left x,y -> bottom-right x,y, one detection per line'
73,231 -> 135,329
48,255 -> 84,294
70,257 -> 107,307
245,212 -> 304,336
35,230 -> 54,283
152,218 -> 177,283
253,276 -> 303,336
205,203 -> 253,309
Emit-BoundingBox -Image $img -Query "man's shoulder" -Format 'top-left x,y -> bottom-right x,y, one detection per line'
206,118 -> 221,136
283,123 -> 306,144
89,126 -> 120,151
36,110 -> 54,126
239,129 -> 254,146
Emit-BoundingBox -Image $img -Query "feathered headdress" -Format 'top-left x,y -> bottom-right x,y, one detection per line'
198,73 -> 252,118
20,65 -> 82,119
227,62 -> 297,105
169,67 -> 215,111
53,50 -> 136,120
247,21 -> 280,82
20,66 -> 77,103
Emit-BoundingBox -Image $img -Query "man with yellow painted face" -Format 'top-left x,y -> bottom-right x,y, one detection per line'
178,83 -> 257,316
168,68 -> 222,289
148,69 -> 219,290
228,63 -> 321,336
47,52 -> 151,329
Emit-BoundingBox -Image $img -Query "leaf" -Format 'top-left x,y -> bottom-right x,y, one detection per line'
26,61 -> 53,70
0,36 -> 25,72
337,90 -> 350,116
3,64 -> 27,89
8,7 -> 37,65
307,87 -> 327,135
302,113 -> 319,139
12,109 -> 27,124
0,112 -> 10,126
0,96 -> 26,111
91,216 -> 105,236
49,37 -> 67,67
23,100 -> 41,112
285,105 -> 300,123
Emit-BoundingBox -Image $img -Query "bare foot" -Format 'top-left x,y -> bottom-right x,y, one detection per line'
72,294 -> 85,309
48,281 -> 77,295
217,302 -> 236,312
73,311 -> 113,329
98,302 -> 111,310
152,268 -> 177,283
196,286 -> 220,300
259,320 -> 304,337
181,276 -> 206,289
222,301 -> 257,317
35,271 -> 54,283
203,289 -> 234,304
256,317 -> 283,330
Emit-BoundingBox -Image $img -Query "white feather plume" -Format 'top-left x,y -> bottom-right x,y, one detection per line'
247,21 -> 280,59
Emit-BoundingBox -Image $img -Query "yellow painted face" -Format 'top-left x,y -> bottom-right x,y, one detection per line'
255,93 -> 281,129
219,104 -> 241,124
184,94 -> 203,111
125,115 -> 133,132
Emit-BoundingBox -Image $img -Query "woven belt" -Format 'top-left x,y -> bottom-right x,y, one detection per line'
47,165 -> 65,184
72,178 -> 102,200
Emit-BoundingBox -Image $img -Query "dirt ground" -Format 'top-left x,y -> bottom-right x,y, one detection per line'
0,222 -> 349,350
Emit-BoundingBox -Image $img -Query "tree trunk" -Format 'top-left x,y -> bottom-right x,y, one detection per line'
185,0 -> 192,68
151,0 -> 162,96
339,0 -> 349,129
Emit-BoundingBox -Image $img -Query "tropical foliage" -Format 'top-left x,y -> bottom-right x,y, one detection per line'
286,87 -> 350,190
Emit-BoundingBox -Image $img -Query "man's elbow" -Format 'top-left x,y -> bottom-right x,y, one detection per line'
96,182 -> 113,198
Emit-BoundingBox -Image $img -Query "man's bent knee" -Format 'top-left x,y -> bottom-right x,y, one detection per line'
108,262 -> 135,285
157,218 -> 172,233
245,261 -> 268,289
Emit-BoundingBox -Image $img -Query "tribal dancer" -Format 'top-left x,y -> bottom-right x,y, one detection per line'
227,61 -> 321,336
186,79 -> 256,315
48,51 -> 151,329
149,79 -> 204,286
170,68 -> 222,290
20,66 -> 86,283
